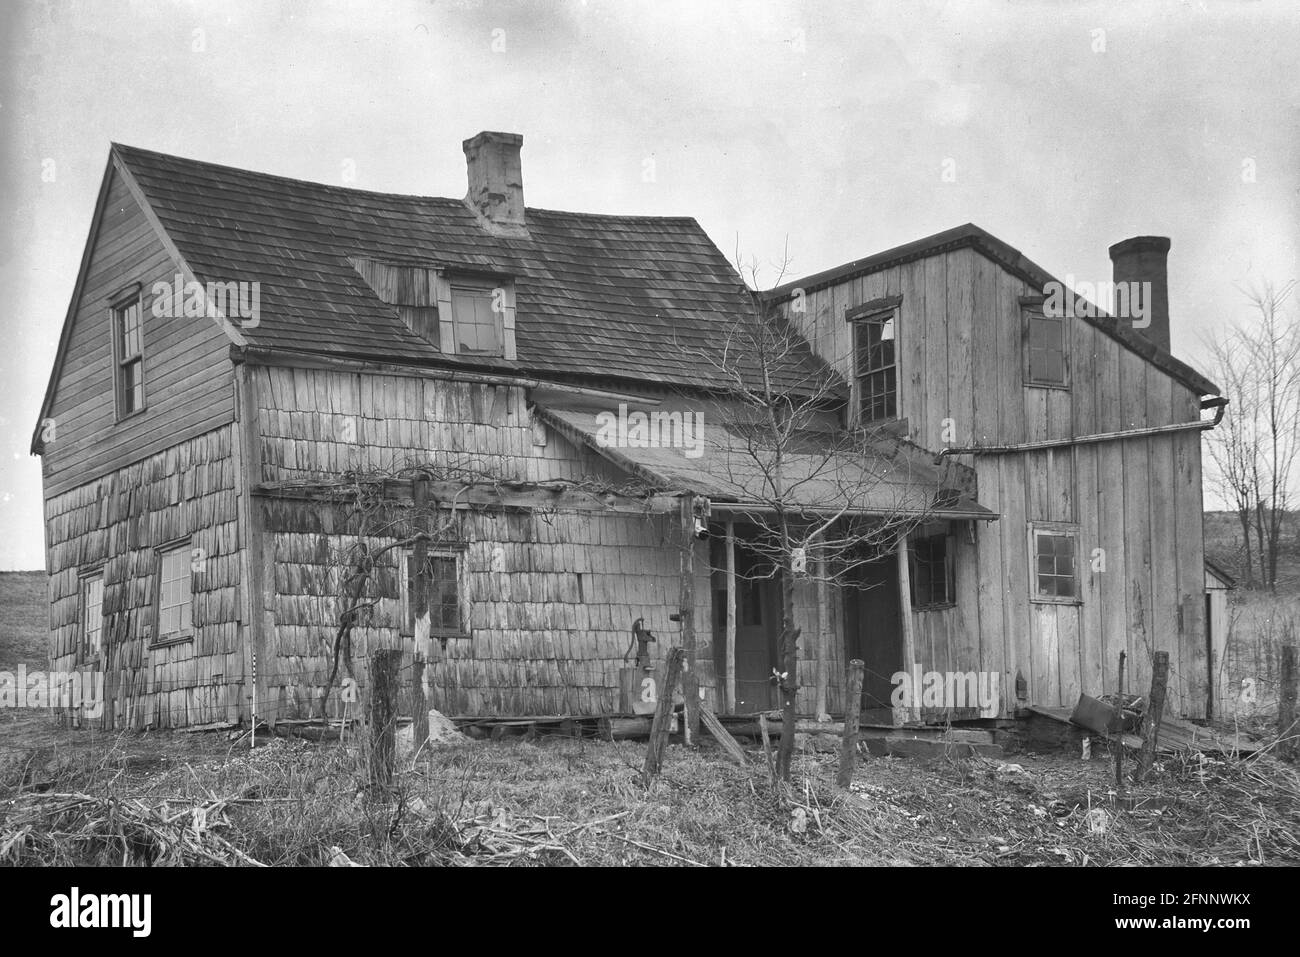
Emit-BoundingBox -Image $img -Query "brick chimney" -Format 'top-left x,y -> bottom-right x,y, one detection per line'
1108,235 -> 1171,352
463,131 -> 526,234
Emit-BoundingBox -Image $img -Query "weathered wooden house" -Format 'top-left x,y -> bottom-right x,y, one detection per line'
32,131 -> 1222,730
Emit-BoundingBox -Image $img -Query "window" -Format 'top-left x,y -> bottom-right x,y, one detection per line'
155,544 -> 193,642
113,296 -> 146,416
79,572 -> 104,660
1031,527 -> 1078,600
400,547 -> 467,637
853,311 -> 897,423
450,285 -> 503,356
909,533 -> 953,607
1024,305 -> 1067,387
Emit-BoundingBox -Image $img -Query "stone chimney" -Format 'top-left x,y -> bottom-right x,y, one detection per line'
1108,235 -> 1171,352
463,131 -> 526,234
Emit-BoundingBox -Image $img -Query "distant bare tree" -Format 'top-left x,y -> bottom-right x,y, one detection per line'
1205,280 -> 1299,591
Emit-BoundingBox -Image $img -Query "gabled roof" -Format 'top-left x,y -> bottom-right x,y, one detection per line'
764,222 -> 1220,397
102,143 -> 829,396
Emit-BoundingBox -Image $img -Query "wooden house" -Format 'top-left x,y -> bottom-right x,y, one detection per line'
31,132 -> 1222,730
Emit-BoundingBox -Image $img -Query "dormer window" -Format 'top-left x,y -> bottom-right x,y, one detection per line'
348,258 -> 517,360
450,283 -> 504,356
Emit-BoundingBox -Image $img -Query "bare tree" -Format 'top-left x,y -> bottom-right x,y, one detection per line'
1205,280 -> 1299,591
680,252 -> 950,782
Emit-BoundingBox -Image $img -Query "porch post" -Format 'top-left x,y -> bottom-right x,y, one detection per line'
895,533 -> 919,722
679,494 -> 700,743
815,557 -> 830,719
725,519 -> 736,714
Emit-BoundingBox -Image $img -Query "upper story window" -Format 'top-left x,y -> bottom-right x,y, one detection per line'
450,284 -> 504,357
113,294 -> 146,417
852,310 -> 898,423
1023,302 -> 1068,387
154,543 -> 194,644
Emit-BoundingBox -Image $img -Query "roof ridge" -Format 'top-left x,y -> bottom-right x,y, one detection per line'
112,143 -> 705,225
112,142 -> 469,206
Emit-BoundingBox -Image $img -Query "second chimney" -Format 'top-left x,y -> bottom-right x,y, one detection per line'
1108,235 -> 1171,352
463,131 -> 525,232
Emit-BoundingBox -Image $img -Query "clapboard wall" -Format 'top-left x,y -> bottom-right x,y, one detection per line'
249,363 -> 716,718
778,245 -> 1209,717
45,426 -> 242,729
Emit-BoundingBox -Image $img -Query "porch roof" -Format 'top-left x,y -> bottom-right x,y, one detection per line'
535,399 -> 997,521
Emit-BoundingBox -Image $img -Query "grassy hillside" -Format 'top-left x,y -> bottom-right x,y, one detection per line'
1204,510 -> 1300,593
0,571 -> 47,668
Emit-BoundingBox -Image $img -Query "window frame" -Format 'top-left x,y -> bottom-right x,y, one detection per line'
152,539 -> 195,646
1021,297 -> 1070,389
77,567 -> 106,664
398,543 -> 470,640
908,531 -> 955,609
448,282 -> 506,358
1028,522 -> 1081,605
111,286 -> 147,421
848,298 -> 902,426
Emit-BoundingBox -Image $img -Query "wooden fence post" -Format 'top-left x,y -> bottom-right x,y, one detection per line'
1280,645 -> 1298,762
1135,651 -> 1169,782
837,659 -> 865,789
369,649 -> 401,788
643,647 -> 685,784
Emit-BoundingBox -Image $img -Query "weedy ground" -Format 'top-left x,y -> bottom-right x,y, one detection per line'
1,723 -> 1296,867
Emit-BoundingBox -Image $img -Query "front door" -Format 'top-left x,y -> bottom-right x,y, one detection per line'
843,553 -> 904,722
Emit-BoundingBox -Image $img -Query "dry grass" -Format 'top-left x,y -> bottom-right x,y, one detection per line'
2,731 -> 1297,867
0,571 -> 47,669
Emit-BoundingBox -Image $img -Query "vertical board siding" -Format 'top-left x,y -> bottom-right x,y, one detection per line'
778,244 -> 1212,717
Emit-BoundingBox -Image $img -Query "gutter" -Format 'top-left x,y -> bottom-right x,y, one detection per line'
934,396 -> 1227,463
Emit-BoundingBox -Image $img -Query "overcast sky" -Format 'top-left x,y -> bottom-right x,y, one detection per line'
1,0 -> 1297,569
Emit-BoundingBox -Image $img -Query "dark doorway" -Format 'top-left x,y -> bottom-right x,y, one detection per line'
710,526 -> 783,714
843,552 -> 905,721
732,541 -> 782,712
